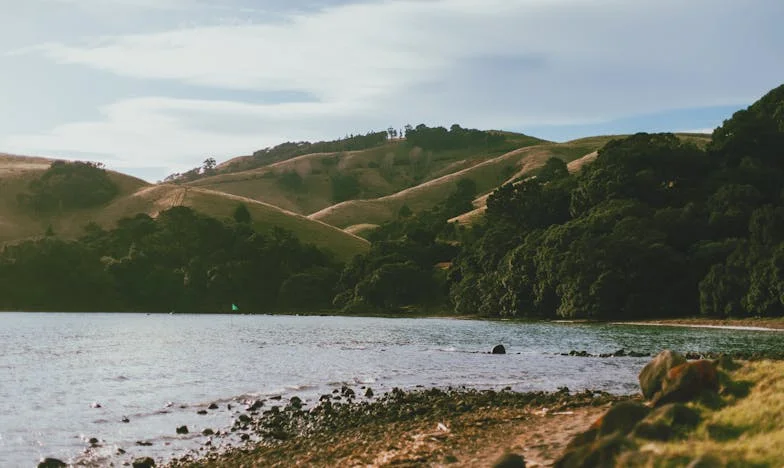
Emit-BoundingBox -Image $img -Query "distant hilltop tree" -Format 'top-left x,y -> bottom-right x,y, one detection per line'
18,160 -> 119,212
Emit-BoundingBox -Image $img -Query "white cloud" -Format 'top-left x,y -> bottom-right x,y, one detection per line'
6,0 -> 784,180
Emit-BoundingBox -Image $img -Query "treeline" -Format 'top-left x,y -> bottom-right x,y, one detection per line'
0,207 -> 340,313
404,124 -> 506,152
449,83 -> 784,319
333,179 -> 477,312
167,132 -> 391,183
17,161 -> 118,212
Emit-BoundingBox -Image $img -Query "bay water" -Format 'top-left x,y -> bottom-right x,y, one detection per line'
1,313 -> 782,467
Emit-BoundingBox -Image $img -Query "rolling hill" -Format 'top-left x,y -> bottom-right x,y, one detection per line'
0,155 -> 368,261
185,132 -> 548,216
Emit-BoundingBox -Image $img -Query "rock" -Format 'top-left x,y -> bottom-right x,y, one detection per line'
176,425 -> 189,434
238,414 -> 251,423
365,387 -> 374,398
613,349 -> 626,357
121,416 -> 130,423
90,402 -> 102,408
136,441 -> 153,446
654,360 -> 718,406
202,428 -> 214,436
289,396 -> 303,409
555,433 -> 635,468
132,457 -> 156,468
246,399 -> 264,411
639,350 -> 687,400
38,458 -> 67,468
629,351 -> 649,358
117,448 -> 126,455
591,401 -> 650,436
492,344 -> 506,354
196,410 -> 208,415
493,452 -> 526,468
88,437 -> 99,445
208,403 -> 219,409
240,433 -> 250,441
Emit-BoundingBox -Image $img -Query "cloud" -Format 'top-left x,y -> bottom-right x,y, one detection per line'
7,0 -> 784,180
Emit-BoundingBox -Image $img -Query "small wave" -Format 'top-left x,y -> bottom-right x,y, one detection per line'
285,384 -> 318,391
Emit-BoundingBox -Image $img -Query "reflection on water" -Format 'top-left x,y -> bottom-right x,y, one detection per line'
0,313 -> 781,467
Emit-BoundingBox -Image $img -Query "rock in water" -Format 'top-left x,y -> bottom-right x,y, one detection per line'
492,344 -> 506,354
639,350 -> 686,400
176,425 -> 189,434
132,457 -> 156,468
38,458 -> 67,468
493,452 -> 526,468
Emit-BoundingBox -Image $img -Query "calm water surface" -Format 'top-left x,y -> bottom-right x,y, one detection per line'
1,313 -> 782,467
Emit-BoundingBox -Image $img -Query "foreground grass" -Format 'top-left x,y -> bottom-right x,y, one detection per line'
641,360 -> 784,467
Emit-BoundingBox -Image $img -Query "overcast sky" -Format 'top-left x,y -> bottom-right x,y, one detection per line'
1,0 -> 782,181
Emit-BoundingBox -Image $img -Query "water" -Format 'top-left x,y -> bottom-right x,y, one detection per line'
1,313 -> 782,467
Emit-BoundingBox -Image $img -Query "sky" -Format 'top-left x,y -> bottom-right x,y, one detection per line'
1,0 -> 782,182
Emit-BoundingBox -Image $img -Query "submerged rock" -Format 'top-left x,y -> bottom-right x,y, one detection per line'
492,344 -> 506,354
639,350 -> 687,400
37,458 -> 67,468
132,457 -> 156,468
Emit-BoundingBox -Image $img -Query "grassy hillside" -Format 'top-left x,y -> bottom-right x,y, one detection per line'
447,133 -> 711,226
308,138 -> 608,228
0,156 -> 368,261
186,132 -> 547,216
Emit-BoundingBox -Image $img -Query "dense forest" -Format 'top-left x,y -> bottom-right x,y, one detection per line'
448,84 -> 784,319
4,84 -> 784,318
0,205 -> 340,312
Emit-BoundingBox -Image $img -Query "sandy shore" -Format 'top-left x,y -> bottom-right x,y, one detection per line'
613,318 -> 784,332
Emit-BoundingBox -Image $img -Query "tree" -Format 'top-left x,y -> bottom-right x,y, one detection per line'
202,158 -> 217,173
233,203 -> 252,224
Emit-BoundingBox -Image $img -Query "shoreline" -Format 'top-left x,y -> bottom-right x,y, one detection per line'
161,356 -> 784,468
165,387 -> 630,468
613,318 -> 784,332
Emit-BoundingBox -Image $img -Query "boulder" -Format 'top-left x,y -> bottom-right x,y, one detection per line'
246,399 -> 264,411
555,434 -> 635,468
591,401 -> 650,436
208,403 -> 219,409
639,350 -> 687,400
132,457 -> 156,468
493,452 -> 526,468
202,428 -> 214,436
365,387 -> 374,398
176,425 -> 189,434
654,360 -> 718,406
492,344 -> 506,354
38,458 -> 67,468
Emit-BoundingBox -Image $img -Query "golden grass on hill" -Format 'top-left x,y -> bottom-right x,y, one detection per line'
188,137 -> 546,217
0,158 -> 368,262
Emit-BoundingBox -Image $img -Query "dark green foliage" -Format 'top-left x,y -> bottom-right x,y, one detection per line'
0,207 -> 340,313
18,161 -> 119,212
165,131 -> 389,183
448,83 -> 784,319
404,124 -> 506,151
277,171 -> 304,192
233,203 -> 252,224
330,173 -> 361,203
